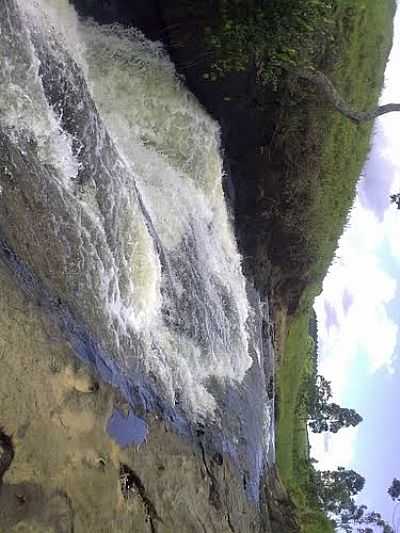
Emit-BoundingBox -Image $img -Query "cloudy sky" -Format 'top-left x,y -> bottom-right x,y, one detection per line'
310,5 -> 400,528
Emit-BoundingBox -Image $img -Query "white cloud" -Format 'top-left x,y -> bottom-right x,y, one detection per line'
312,199 -> 399,466
315,2 -> 400,401
315,199 -> 398,400
310,0 -> 400,486
310,427 -> 359,471
384,204 -> 400,260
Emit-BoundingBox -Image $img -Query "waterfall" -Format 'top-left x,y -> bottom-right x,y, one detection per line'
0,0 -> 273,498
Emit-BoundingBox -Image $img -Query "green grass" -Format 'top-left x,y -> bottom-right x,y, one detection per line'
276,311 -> 310,479
179,0 -> 395,313
272,3 -> 395,530
272,1 -> 395,531
267,0 -> 395,311
312,0 -> 395,278
276,309 -> 334,533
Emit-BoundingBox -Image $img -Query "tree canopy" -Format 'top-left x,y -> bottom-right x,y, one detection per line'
307,375 -> 363,434
316,467 -> 365,515
390,194 -> 400,210
314,470 -> 395,532
388,477 -> 400,501
335,502 -> 394,533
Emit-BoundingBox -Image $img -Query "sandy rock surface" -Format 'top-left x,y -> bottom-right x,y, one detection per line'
0,263 -> 270,533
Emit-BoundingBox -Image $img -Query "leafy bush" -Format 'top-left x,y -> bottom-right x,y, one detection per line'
206,0 -> 335,88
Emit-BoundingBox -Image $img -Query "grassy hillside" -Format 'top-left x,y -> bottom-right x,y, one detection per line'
270,0 -> 395,531
266,0 -> 395,311
276,308 -> 334,532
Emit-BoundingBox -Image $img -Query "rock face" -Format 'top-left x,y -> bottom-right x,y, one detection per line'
264,468 -> 301,533
0,261 -> 270,532
0,2 -> 300,532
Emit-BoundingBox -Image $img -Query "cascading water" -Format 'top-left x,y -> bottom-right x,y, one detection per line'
0,0 -> 274,500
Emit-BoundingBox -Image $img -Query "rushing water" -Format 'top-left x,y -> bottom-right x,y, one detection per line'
0,0 -> 274,500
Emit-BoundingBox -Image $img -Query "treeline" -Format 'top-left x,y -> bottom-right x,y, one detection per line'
295,365 -> 395,532
296,319 -> 395,532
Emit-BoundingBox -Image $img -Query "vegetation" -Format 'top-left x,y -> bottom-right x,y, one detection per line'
390,193 -> 400,209
202,0 -> 394,311
276,308 -> 394,532
211,0 -> 395,529
388,478 -> 400,501
267,0 -> 394,311
316,468 -> 366,515
200,0 -> 396,530
336,504 -> 394,532
276,309 -> 334,532
307,376 -> 363,434
206,0 -> 335,88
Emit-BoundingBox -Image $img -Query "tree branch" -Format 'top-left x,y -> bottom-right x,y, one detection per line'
295,67 -> 400,124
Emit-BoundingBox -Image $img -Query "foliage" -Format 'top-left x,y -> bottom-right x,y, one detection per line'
276,311 -> 382,532
388,478 -> 400,501
296,360 -> 362,435
312,469 -> 393,531
304,374 -> 332,413
315,467 -> 365,514
252,0 -> 393,312
269,1 -> 395,532
335,503 -> 394,532
198,0 -> 394,313
276,310 -> 335,532
206,0 -> 335,88
309,402 -> 363,434
390,193 -> 400,209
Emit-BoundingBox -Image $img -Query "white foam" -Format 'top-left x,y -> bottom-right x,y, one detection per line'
2,2 -> 80,188
8,0 -> 254,417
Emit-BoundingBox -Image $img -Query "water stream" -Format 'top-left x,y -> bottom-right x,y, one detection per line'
0,0 -> 274,501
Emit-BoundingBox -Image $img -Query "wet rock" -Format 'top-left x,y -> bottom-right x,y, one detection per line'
264,467 -> 301,533
0,427 -> 14,486
0,263 -> 270,532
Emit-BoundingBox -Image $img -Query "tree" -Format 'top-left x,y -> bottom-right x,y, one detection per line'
388,477 -> 400,501
316,467 -> 365,514
309,400 -> 363,434
336,503 -> 367,532
335,502 -> 394,532
306,372 -> 363,434
326,404 -> 363,434
206,2 -> 400,125
314,375 -> 332,407
390,194 -> 400,210
305,374 -> 332,414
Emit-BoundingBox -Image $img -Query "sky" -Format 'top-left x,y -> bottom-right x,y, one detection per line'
310,4 -> 400,529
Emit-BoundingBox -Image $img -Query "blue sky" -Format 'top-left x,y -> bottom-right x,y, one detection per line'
310,5 -> 400,528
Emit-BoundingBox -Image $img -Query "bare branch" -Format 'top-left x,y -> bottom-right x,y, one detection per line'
295,67 -> 400,124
